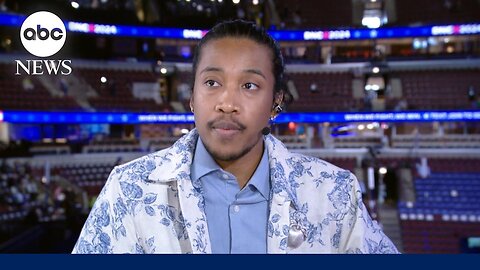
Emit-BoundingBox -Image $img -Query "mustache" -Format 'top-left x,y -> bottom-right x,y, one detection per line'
207,117 -> 246,131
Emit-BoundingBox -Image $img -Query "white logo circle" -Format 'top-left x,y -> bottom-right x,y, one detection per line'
20,11 -> 66,57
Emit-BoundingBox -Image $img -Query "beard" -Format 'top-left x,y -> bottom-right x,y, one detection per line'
202,132 -> 263,162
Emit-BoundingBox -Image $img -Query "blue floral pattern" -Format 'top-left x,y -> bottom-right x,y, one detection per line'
72,129 -> 399,254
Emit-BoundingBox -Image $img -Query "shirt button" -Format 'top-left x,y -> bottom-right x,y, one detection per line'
222,173 -> 229,180
233,205 -> 240,213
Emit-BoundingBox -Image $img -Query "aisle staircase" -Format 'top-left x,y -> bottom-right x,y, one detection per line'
378,203 -> 404,253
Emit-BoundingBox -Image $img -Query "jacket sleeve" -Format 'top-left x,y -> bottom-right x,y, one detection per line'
339,172 -> 400,254
72,167 -> 139,254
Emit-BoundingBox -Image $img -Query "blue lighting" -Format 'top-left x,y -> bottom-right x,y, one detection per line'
1,110 -> 479,124
1,13 -> 479,41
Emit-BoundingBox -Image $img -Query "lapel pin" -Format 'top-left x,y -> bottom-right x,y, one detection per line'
287,223 -> 306,249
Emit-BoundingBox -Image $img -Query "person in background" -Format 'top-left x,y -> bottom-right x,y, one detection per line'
72,20 -> 398,254
468,85 -> 477,108
22,77 -> 34,91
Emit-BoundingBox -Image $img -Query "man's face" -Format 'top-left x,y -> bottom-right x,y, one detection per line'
191,37 -> 275,162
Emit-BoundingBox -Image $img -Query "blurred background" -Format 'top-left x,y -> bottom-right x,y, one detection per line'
0,0 -> 479,253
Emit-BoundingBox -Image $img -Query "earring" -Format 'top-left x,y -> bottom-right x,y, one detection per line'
273,104 -> 283,114
270,104 -> 282,121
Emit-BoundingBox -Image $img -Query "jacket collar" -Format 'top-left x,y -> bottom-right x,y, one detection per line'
147,129 -> 198,183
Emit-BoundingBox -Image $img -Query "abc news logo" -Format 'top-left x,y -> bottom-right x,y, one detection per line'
15,11 -> 72,75
23,25 -> 64,41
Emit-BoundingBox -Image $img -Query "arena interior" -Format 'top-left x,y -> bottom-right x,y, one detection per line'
0,0 -> 480,253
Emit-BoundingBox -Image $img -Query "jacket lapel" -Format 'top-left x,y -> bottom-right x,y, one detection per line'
176,170 -> 211,254
264,135 -> 299,254
148,130 -> 212,254
267,196 -> 291,254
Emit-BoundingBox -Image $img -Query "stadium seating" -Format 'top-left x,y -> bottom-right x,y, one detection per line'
392,134 -> 480,148
286,72 -> 355,112
323,157 -> 357,172
398,159 -> 480,253
0,63 -> 82,111
4,62 -> 480,114
75,67 -> 172,112
394,0 -> 480,26
55,163 -> 111,195
275,0 -> 353,28
83,138 -> 141,153
429,158 -> 480,173
392,69 -> 480,111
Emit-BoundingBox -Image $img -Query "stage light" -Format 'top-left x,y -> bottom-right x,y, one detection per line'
288,121 -> 296,130
55,138 -> 67,143
379,167 -> 387,175
362,1 -> 387,29
372,66 -> 380,74
71,1 -> 80,9
362,15 -> 381,29
160,67 -> 168,74
100,76 -> 107,83
365,75 -> 385,91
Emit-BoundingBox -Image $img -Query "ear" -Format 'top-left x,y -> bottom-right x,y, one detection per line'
274,92 -> 284,106
189,96 -> 194,113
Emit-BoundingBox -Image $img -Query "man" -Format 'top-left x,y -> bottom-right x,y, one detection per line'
72,20 -> 398,254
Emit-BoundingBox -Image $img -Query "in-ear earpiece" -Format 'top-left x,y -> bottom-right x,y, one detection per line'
261,126 -> 271,135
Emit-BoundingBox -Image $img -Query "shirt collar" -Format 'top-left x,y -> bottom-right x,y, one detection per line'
191,137 -> 221,183
247,144 -> 270,200
191,137 -> 270,200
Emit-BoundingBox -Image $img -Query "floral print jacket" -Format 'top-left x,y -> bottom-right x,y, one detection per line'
72,129 -> 399,254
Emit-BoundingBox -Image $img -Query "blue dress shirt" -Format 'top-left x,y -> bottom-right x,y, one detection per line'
191,138 -> 270,254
